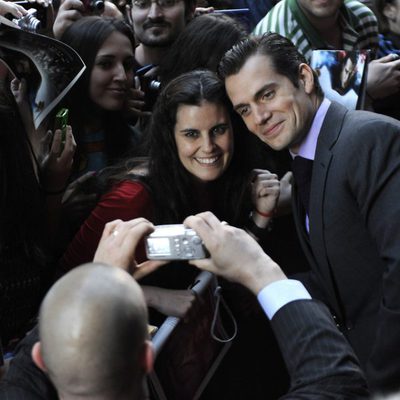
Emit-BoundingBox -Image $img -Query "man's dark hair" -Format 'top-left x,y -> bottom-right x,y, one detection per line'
219,32 -> 323,98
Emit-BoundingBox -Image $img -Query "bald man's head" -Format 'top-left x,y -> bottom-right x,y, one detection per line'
34,263 -> 150,400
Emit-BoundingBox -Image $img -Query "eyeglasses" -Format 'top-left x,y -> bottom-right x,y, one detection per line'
132,0 -> 180,9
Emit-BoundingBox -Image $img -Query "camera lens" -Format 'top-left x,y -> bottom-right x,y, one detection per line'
92,0 -> 105,10
149,80 -> 161,91
28,17 -> 41,32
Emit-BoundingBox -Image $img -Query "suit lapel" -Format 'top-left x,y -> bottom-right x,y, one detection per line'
308,102 -> 348,320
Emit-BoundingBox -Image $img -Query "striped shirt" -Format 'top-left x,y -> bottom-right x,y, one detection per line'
252,0 -> 379,61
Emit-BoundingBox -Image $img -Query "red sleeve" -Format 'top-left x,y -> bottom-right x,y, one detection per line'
60,180 -> 153,272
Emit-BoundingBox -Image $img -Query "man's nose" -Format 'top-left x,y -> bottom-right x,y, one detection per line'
253,105 -> 271,126
148,1 -> 163,18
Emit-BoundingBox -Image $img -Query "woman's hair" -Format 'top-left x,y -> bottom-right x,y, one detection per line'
146,69 -> 253,224
60,17 -> 137,169
159,13 -> 247,85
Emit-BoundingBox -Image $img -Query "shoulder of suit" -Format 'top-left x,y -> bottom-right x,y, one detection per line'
332,108 -> 400,148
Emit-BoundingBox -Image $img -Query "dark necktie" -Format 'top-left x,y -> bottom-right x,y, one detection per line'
292,156 -> 314,215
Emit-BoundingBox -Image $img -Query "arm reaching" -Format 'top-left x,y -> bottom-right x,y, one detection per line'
184,211 -> 286,295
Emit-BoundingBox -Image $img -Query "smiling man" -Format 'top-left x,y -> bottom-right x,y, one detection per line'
220,33 -> 400,394
131,0 -> 196,67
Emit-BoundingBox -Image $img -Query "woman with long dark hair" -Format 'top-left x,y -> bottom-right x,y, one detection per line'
59,16 -> 142,178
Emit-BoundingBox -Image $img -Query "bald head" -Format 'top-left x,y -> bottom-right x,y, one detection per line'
37,263 -> 149,400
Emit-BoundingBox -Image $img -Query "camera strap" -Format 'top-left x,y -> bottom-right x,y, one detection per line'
210,286 -> 237,343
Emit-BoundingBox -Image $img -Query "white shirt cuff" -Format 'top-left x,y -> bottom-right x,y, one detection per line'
257,279 -> 311,320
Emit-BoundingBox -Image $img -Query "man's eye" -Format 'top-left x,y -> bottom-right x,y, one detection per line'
160,0 -> 176,6
262,91 -> 275,100
133,0 -> 148,8
238,107 -> 249,117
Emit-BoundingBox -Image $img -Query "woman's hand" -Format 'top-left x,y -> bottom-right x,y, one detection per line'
40,125 -> 76,193
251,169 -> 280,223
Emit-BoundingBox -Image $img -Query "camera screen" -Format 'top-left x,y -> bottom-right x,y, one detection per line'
147,238 -> 171,256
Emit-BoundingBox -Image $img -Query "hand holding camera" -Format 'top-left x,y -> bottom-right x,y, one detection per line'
8,0 -> 55,33
184,212 -> 286,295
53,0 -> 105,38
0,0 -> 27,18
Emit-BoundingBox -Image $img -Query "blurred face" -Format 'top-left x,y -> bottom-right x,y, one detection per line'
297,0 -> 342,21
89,31 -> 135,111
174,101 -> 234,182
383,0 -> 400,35
340,57 -> 356,89
131,0 -> 192,47
225,54 -> 317,153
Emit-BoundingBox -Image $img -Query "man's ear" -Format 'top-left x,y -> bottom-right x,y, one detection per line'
32,342 -> 47,373
298,63 -> 316,94
141,340 -> 154,374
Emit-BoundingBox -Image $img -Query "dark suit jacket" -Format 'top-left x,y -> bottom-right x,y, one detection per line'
272,299 -> 368,399
292,101 -> 400,393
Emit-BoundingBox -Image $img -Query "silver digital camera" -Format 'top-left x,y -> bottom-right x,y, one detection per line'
13,8 -> 41,33
145,225 -> 208,260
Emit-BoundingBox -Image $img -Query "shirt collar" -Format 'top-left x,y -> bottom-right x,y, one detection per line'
291,98 -> 331,160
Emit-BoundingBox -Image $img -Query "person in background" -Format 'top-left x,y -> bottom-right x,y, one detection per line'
59,16 -> 141,178
0,66 -> 75,374
54,17 -> 143,242
374,0 -> 400,57
372,0 -> 400,119
253,0 -> 400,106
159,12 -> 247,85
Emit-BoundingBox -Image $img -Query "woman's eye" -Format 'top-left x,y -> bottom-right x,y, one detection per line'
97,60 -> 112,69
184,130 -> 199,138
212,125 -> 227,136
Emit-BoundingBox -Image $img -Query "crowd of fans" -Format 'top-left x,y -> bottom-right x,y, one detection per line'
0,0 -> 400,398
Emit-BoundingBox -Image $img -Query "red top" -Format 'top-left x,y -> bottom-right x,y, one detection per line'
60,180 -> 154,271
